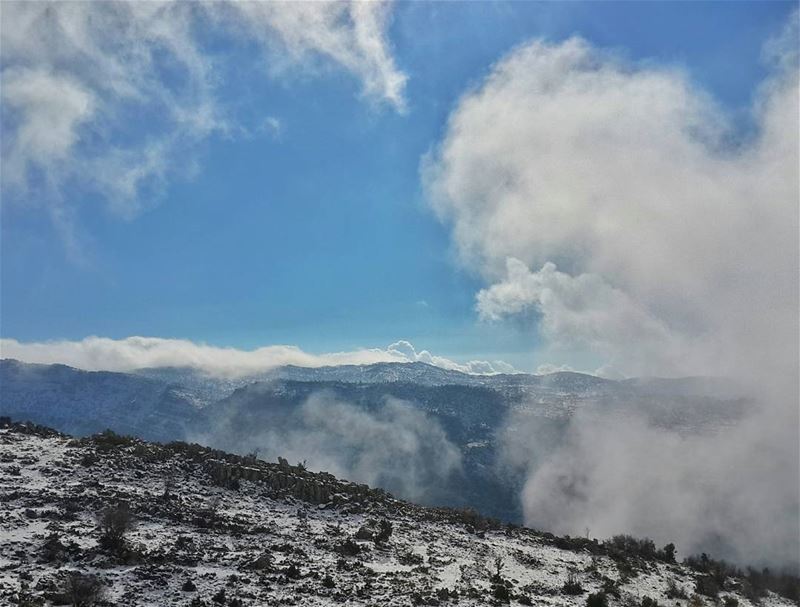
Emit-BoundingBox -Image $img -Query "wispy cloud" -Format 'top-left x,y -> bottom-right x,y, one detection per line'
0,336 -> 515,377
0,1 -> 406,242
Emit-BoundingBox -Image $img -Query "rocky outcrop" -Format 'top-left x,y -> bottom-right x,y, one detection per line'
202,455 -> 382,507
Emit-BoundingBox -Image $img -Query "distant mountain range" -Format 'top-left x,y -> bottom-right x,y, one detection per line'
0,357 -> 750,523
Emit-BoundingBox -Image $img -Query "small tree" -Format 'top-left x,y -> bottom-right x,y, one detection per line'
65,572 -> 104,607
98,503 -> 135,550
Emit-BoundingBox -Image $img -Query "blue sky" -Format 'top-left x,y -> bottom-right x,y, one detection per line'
1,1 -> 797,374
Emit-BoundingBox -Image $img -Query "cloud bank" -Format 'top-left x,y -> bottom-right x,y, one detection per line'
0,336 -> 515,377
1,1 -> 406,240
427,16 -> 799,567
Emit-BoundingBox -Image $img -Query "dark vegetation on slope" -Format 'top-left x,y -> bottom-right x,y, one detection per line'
2,418 -> 797,607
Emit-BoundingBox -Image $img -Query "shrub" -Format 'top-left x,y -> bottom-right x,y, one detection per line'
596,577 -> 620,598
688,595 -> 705,607
695,575 -> 721,598
80,453 -> 99,467
436,588 -> 458,601
64,572 -> 104,607
98,503 -> 135,551
606,535 -> 657,559
492,582 -> 511,602
334,539 -> 361,557
587,592 -> 608,607
723,597 -> 739,607
41,533 -> 69,563
285,563 -> 301,579
562,572 -> 584,595
641,597 -> 660,607
93,430 -> 135,452
666,578 -> 688,599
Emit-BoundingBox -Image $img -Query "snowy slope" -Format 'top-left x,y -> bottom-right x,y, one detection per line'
1,421 -> 795,607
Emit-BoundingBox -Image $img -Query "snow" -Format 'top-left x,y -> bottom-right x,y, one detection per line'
0,426 -> 794,607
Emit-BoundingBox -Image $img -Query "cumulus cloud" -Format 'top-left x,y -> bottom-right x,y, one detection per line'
0,335 -> 515,377
477,259 -> 684,377
424,30 -> 798,381
1,1 -> 406,233
199,393 -> 462,504
427,15 -> 799,566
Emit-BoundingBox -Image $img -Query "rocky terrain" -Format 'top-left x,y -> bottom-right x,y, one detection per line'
1,419 -> 796,607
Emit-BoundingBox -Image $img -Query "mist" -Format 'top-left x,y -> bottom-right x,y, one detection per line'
498,403 -> 799,569
193,392 -> 463,505
428,13 -> 799,569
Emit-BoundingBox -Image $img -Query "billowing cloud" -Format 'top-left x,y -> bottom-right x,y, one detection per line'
0,336 -> 515,377
506,409 -> 800,569
1,1 -> 406,232
428,16 -> 799,566
424,29 -> 798,382
477,259 -> 682,377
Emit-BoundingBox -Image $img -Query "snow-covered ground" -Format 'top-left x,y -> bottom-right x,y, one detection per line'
0,423 -> 794,607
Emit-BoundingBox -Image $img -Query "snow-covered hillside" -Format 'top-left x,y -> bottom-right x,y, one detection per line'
1,420 -> 795,607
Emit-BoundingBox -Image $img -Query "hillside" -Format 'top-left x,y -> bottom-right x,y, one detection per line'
1,419 -> 796,607
0,360 -> 201,442
0,359 -> 752,527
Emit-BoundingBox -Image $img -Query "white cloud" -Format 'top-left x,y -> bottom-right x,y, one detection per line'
216,1 -> 407,111
534,363 -> 574,375
1,1 -> 406,231
0,336 -> 514,378
2,68 -> 94,176
424,30 -> 799,382
1,1 -> 221,215
511,409 -> 800,568
387,339 -> 516,375
477,259 -> 683,377
429,15 -> 799,566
